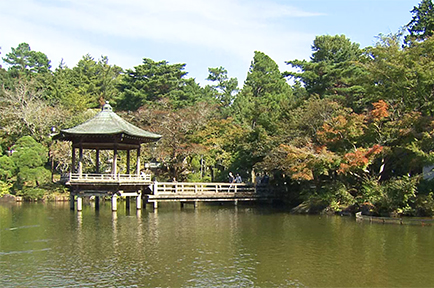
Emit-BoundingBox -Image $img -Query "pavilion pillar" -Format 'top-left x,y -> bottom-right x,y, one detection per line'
126,150 -> 131,175
113,147 -> 118,176
95,149 -> 100,173
78,144 -> 83,177
136,147 -> 141,176
71,147 -> 76,173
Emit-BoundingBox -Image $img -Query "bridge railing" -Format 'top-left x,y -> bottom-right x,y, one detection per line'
153,182 -> 256,195
63,173 -> 152,183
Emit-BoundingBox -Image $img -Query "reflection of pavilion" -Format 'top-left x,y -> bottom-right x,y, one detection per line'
54,102 -> 161,211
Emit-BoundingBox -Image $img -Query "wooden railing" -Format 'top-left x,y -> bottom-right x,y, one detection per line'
63,173 -> 152,183
153,182 -> 256,195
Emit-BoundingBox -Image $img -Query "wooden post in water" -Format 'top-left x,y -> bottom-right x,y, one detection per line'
126,196 -> 130,211
70,194 -> 75,210
95,196 -> 100,210
77,196 -> 83,211
112,194 -> 117,211
153,201 -> 158,209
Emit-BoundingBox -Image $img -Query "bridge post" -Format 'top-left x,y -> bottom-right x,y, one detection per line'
95,196 -> 100,210
70,193 -> 75,210
153,201 -> 158,209
126,196 -> 130,211
112,194 -> 117,211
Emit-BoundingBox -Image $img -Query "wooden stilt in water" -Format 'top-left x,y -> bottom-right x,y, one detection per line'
126,196 -> 130,211
95,196 -> 100,210
70,194 -> 75,210
153,201 -> 158,209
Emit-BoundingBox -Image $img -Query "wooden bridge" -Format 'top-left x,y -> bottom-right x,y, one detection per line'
63,173 -> 275,211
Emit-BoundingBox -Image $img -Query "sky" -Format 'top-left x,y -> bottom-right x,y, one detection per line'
0,0 -> 418,86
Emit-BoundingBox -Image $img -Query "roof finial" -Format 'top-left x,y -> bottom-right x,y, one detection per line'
102,101 -> 112,111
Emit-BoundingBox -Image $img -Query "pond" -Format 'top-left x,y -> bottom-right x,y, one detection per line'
1,201 -> 434,287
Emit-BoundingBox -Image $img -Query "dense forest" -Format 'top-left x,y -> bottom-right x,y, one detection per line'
2,0 -> 434,216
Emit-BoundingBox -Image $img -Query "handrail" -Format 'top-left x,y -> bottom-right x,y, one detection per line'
153,182 -> 256,195
65,173 -> 152,182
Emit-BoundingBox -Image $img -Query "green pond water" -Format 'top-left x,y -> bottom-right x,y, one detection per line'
1,201 -> 434,287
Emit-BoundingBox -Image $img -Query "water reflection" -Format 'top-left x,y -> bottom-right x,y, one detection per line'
2,202 -> 434,287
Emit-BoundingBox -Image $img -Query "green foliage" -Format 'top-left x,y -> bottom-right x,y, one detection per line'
405,0 -> 434,45
117,58 -> 207,111
0,155 -> 16,181
0,180 -> 12,197
286,35 -> 366,110
16,187 -> 46,201
2,43 -> 51,77
233,51 -> 293,133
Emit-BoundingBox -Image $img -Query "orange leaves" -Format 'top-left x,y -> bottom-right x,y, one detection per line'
262,143 -> 339,181
371,100 -> 389,120
317,113 -> 365,146
338,145 -> 383,174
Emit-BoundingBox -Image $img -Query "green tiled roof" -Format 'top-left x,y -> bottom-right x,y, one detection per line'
59,103 -> 161,141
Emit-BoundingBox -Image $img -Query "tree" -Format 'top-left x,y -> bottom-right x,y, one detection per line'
233,51 -> 293,133
2,43 -> 51,76
116,58 -> 206,111
286,35 -> 366,110
206,66 -> 238,112
0,79 -> 64,146
47,55 -> 123,110
360,33 -> 434,116
405,0 -> 434,45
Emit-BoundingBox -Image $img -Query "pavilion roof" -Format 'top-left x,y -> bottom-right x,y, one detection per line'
53,103 -> 161,145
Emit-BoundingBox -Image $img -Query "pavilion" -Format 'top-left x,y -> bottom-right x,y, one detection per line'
53,102 -> 161,211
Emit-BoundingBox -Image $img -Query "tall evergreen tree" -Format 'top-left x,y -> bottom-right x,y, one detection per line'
405,0 -> 434,45
286,35 -> 366,111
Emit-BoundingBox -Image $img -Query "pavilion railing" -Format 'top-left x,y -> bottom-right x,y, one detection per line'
64,173 -> 152,183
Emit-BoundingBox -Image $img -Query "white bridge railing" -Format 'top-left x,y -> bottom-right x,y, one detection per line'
64,173 -> 152,183
153,182 -> 256,195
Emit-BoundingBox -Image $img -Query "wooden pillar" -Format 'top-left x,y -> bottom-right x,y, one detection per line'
153,201 -> 158,209
71,147 -> 76,173
95,149 -> 100,173
136,192 -> 142,210
113,147 -> 118,176
77,196 -> 83,211
78,145 -> 83,177
136,147 -> 141,176
126,196 -> 130,211
126,150 -> 131,175
70,193 -> 75,210
234,199 -> 238,206
95,196 -> 100,210
112,194 -> 117,211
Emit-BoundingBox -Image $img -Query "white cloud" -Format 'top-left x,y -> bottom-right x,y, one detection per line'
1,0 -> 320,82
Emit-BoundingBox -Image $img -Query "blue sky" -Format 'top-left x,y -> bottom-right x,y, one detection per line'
1,0 -> 417,86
